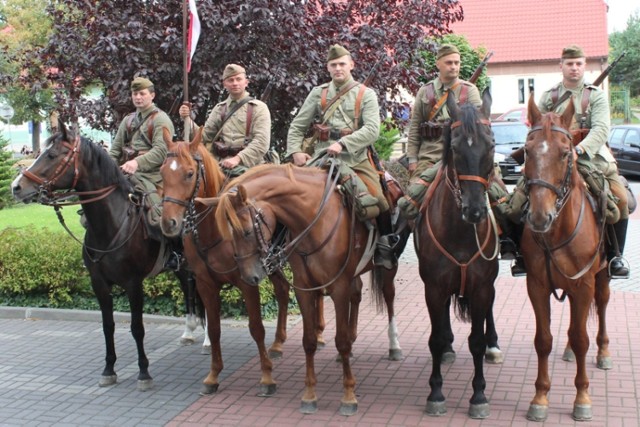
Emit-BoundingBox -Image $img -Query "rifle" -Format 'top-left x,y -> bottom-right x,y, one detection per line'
551,50 -> 626,110
510,51 -> 627,165
260,79 -> 274,103
469,51 -> 493,84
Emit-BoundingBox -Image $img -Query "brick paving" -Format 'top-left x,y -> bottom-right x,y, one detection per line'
0,214 -> 638,426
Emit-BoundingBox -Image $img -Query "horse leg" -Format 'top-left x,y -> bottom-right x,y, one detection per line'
425,295 -> 448,416
594,270 -> 612,370
93,279 -> 118,387
240,284 -> 276,397
198,280 -> 223,395
468,297 -> 491,419
126,282 -> 152,391
268,271 -> 290,359
316,291 -> 326,348
380,268 -> 403,361
296,289 -> 320,414
177,271 -> 198,345
526,285 -> 553,422
332,283 -> 359,416
484,300 -> 504,364
567,292 -> 595,421
201,313 -> 211,354
442,297 -> 456,365
335,278 -> 362,362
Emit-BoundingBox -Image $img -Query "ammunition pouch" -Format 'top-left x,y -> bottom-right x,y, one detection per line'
571,129 -> 589,146
577,160 -> 620,224
301,135 -> 318,155
212,140 -> 244,158
312,123 -> 330,142
121,146 -> 139,163
419,121 -> 444,139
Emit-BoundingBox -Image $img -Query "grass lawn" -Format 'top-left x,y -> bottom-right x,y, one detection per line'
0,203 -> 85,235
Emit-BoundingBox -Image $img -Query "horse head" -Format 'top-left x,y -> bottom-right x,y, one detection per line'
523,92 -> 576,232
445,88 -> 494,223
160,127 -> 225,238
213,185 -> 275,286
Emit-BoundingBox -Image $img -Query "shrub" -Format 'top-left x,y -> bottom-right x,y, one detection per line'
375,119 -> 401,161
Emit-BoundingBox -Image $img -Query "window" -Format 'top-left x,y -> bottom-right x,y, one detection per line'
625,129 -> 640,145
609,129 -> 625,145
518,79 -> 525,104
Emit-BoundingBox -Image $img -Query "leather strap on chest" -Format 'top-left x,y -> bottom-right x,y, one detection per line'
425,81 -> 462,121
126,110 -> 158,144
551,86 -> 592,126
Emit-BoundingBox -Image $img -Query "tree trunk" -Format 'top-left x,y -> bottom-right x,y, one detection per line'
31,121 -> 41,154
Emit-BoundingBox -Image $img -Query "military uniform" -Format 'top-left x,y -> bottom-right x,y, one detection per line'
406,76 -> 481,176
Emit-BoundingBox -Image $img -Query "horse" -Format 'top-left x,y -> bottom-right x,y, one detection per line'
414,89 -> 501,419
520,94 -> 611,422
202,160 -> 406,416
159,127 -> 295,396
11,122 -> 203,391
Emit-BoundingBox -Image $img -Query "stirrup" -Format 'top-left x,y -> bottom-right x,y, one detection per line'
511,256 -> 526,277
374,234 -> 399,270
608,257 -> 630,279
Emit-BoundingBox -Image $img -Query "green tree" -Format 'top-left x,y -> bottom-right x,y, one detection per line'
0,0 -> 55,152
609,11 -> 640,97
9,0 -> 464,154
0,132 -> 15,209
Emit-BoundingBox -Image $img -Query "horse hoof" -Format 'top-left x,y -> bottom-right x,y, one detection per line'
441,351 -> 456,365
316,340 -> 326,349
526,404 -> 548,422
339,402 -> 358,416
180,337 -> 195,346
425,400 -> 447,416
469,402 -> 490,419
98,374 -> 117,387
258,383 -> 277,397
201,345 -> 211,355
300,399 -> 318,414
485,347 -> 504,364
199,383 -> 219,395
137,379 -> 153,392
597,356 -> 613,370
572,404 -> 593,421
389,348 -> 403,361
268,349 -> 283,360
562,348 -> 575,362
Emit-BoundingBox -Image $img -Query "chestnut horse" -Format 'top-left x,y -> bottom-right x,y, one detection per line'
205,162 -> 405,416
159,128 -> 293,396
521,95 -> 611,422
414,90 -> 501,419
11,123 -> 202,391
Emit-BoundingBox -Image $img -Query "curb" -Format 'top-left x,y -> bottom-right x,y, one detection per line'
0,305 -> 186,324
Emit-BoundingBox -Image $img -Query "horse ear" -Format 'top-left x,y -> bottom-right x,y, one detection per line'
480,88 -> 492,119
194,196 -> 219,207
237,185 -> 248,203
527,92 -> 541,126
446,89 -> 460,121
560,96 -> 575,130
59,120 -> 69,140
162,127 -> 174,149
190,126 -> 204,153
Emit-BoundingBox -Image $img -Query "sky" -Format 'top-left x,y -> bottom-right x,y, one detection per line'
607,0 -> 639,33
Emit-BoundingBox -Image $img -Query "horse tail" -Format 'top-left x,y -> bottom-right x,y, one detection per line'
453,296 -> 472,323
370,267 -> 388,314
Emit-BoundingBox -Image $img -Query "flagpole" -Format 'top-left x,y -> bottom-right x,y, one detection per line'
182,0 -> 191,141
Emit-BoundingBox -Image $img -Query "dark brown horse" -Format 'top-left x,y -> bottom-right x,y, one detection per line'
11,122 -> 201,391
203,162 -> 404,416
521,95 -> 611,422
414,90 -> 500,419
159,128 -> 294,396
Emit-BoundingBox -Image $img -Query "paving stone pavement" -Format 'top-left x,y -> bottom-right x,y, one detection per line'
0,201 -> 638,426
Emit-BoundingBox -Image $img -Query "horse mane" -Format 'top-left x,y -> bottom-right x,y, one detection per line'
442,103 -> 482,167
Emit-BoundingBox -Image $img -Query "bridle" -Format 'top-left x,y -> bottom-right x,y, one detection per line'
523,124 -> 575,217
20,135 -> 117,206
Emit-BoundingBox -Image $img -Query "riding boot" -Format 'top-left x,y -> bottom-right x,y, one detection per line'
165,238 -> 185,272
374,210 -> 399,270
608,218 -> 630,279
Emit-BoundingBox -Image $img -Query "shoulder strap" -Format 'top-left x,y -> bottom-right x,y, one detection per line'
354,84 -> 367,129
458,84 -> 469,105
245,103 -> 254,141
211,97 -> 254,143
322,81 -> 359,115
427,81 -> 461,121
321,87 -> 329,111
145,111 -> 159,142
550,86 -> 560,106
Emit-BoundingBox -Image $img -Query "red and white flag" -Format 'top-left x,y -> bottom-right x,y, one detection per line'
187,0 -> 201,72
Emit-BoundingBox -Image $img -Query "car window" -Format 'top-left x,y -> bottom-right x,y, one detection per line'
609,128 -> 625,145
492,124 -> 528,145
624,129 -> 640,145
503,111 -> 521,121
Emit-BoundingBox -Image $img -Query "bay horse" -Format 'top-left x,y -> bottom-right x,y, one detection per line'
11,122 -> 202,391
203,161 -> 405,416
414,89 -> 500,419
159,127 -> 293,396
521,94 -> 611,422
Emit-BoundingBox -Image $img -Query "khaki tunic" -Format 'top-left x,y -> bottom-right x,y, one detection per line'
406,77 -> 481,175
109,103 -> 173,188
537,80 -> 627,218
286,78 -> 381,167
201,92 -> 271,168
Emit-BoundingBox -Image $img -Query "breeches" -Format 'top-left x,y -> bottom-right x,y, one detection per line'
353,159 -> 389,212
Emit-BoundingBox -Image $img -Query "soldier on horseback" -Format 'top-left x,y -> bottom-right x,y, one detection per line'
286,44 -> 398,269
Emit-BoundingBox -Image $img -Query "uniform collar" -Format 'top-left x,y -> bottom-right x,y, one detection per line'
436,77 -> 460,91
137,103 -> 156,115
332,77 -> 355,92
225,91 -> 250,105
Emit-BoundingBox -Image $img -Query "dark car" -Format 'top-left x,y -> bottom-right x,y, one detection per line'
492,120 -> 529,182
609,124 -> 640,177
